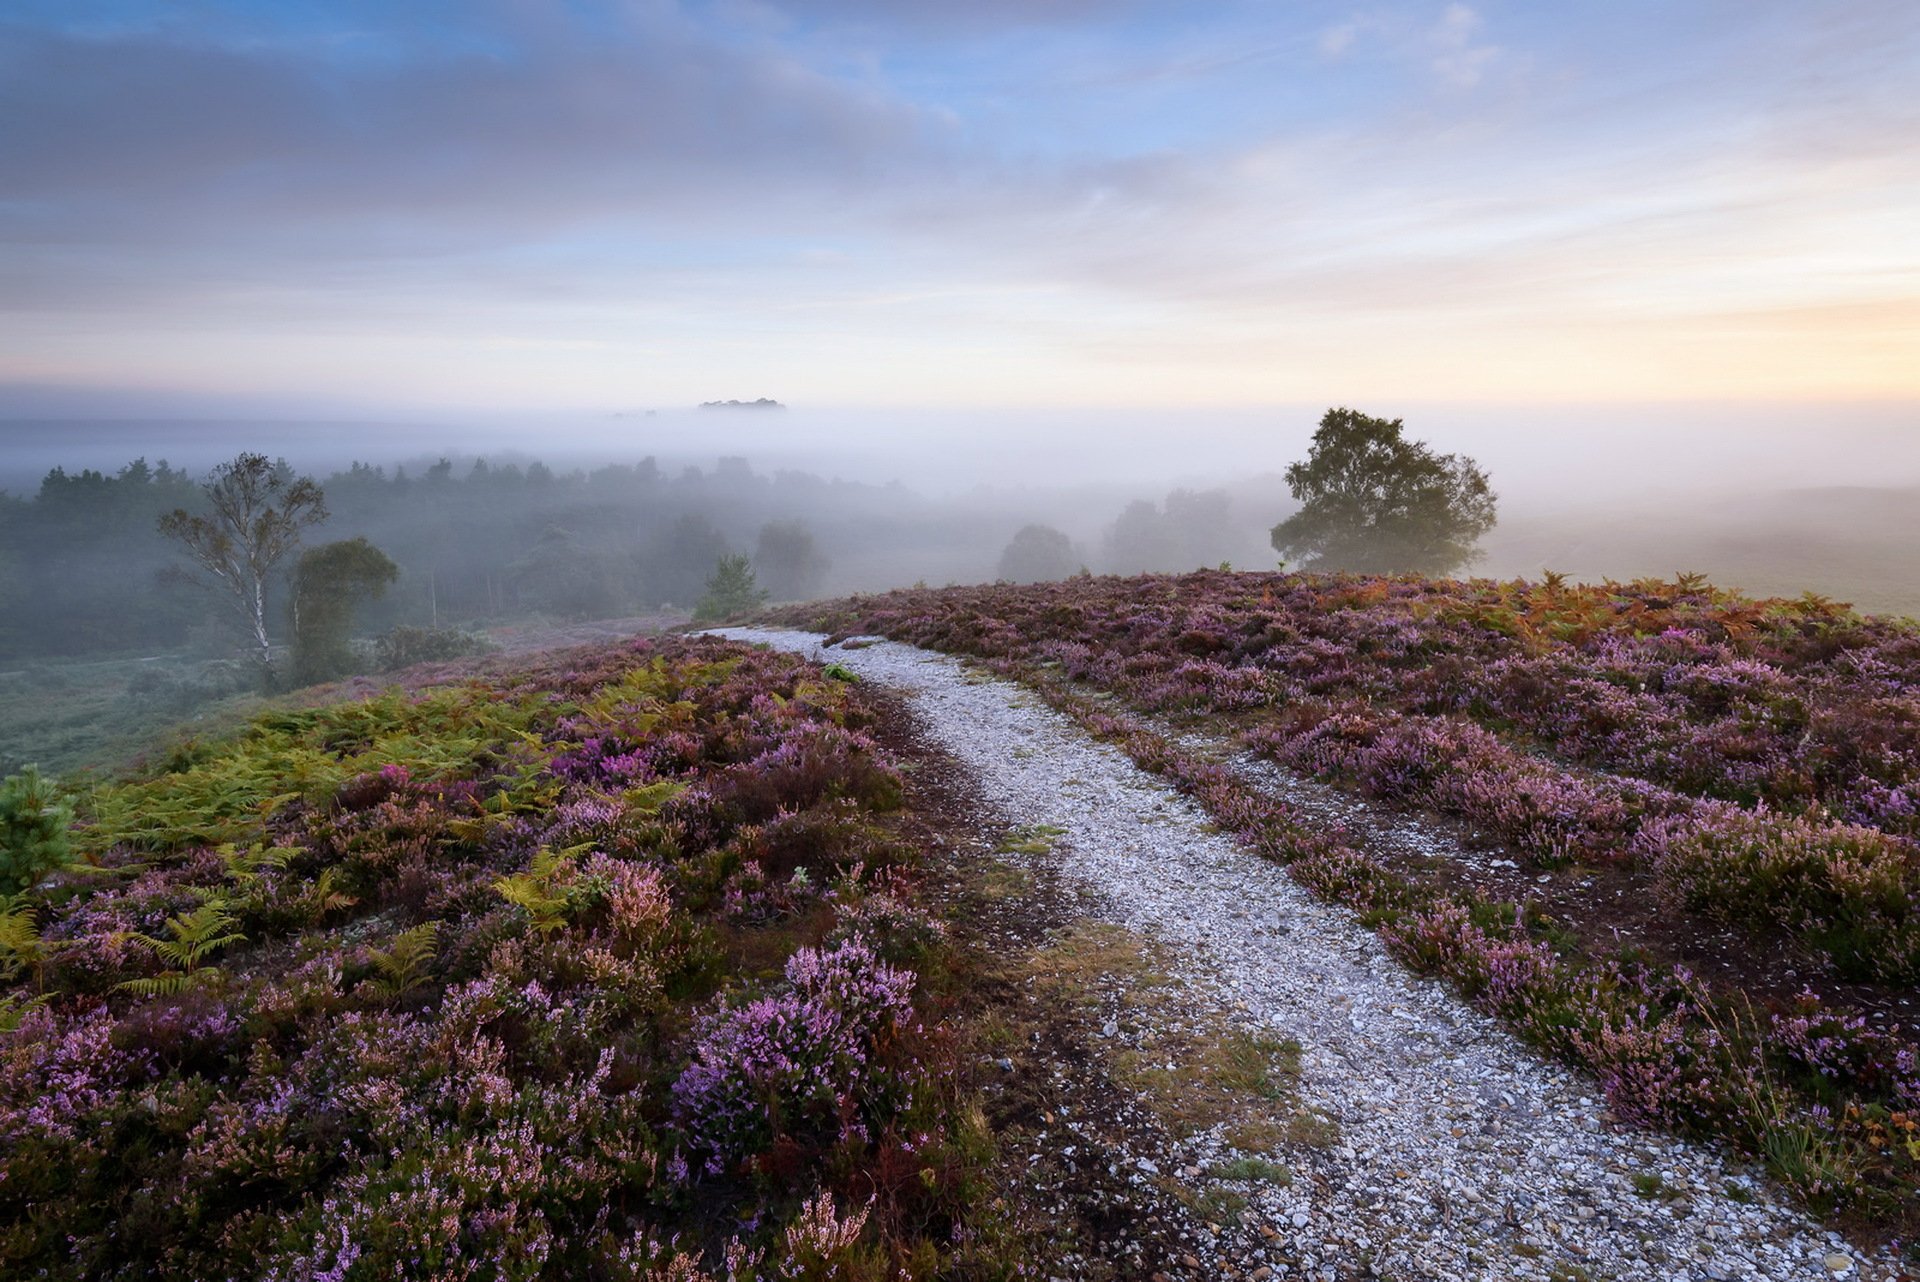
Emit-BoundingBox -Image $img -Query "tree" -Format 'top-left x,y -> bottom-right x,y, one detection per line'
158,453 -> 328,674
753,520 -> 830,601
0,766 -> 72,897
1103,488 -> 1238,573
1270,408 -> 1496,576
644,513 -> 731,607
508,525 -> 614,619
996,524 -> 1080,584
694,554 -> 769,622
289,538 -> 400,685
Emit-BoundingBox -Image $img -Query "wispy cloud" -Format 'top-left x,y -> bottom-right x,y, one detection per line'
0,0 -> 1915,409
1428,4 -> 1499,88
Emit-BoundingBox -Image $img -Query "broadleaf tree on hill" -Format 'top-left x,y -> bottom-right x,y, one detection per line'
996,524 -> 1080,584
289,537 -> 400,685
1270,408 -> 1497,576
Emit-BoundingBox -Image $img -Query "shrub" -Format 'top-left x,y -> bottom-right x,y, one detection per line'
694,554 -> 770,623
0,766 -> 72,895
0,638 -> 988,1277
672,935 -> 916,1175
1644,807 -> 1920,983
373,624 -> 495,671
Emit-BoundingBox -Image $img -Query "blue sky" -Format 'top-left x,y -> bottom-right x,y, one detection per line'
1,0 -> 1915,412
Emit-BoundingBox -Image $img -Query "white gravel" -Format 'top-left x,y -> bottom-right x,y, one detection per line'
715,627 -> 1897,1282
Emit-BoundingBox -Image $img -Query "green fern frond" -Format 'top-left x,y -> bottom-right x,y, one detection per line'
307,866 -> 356,920
116,973 -> 196,997
493,846 -> 578,935
620,780 -> 686,814
0,896 -> 45,984
493,875 -> 569,933
116,901 -> 243,996
0,991 -> 49,1032
220,843 -> 297,885
369,921 -> 439,1001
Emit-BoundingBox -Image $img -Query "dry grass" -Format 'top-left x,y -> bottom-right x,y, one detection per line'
996,823 -> 1067,856
1021,919 -> 1333,1154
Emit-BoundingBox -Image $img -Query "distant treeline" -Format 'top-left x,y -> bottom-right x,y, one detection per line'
0,454 -> 1277,663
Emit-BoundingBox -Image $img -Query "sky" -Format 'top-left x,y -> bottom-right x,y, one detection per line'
1,0 -> 1917,416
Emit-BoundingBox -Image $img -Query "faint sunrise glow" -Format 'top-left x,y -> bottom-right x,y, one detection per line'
0,1 -> 1916,413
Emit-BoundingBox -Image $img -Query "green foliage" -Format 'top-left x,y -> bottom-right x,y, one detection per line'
218,842 -> 296,886
290,537 -> 400,685
1102,489 -> 1240,574
80,685 -> 547,855
996,524 -> 1079,584
0,895 -> 46,987
1270,407 -> 1498,575
0,637 -> 1003,1278
306,865 -> 357,922
494,846 -> 578,934
118,902 -> 245,995
373,624 -> 495,670
0,990 -> 48,1033
754,519 -> 831,601
157,453 -> 329,675
367,921 -> 440,1001
0,765 -> 74,895
508,524 -> 616,619
694,553 -> 770,622
621,778 -> 688,813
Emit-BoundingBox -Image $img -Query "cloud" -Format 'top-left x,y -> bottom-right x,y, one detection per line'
0,13 -> 946,271
1428,4 -> 1499,88
755,0 -> 1136,32
0,1 -> 1914,408
1318,22 -> 1359,57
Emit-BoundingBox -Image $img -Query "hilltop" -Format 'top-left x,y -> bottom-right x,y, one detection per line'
767,569 -> 1920,1250
8,568 -> 1920,1279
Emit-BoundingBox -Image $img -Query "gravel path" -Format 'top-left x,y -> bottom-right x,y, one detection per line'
716,628 -> 1895,1282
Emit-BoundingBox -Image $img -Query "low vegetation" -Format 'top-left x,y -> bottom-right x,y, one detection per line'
776,569 -> 1920,1237
0,636 -> 1018,1279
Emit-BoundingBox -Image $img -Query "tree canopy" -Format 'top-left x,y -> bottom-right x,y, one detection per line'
1270,408 -> 1496,576
753,520 -> 830,602
157,454 -> 328,675
996,524 -> 1080,584
693,554 -> 769,622
289,537 -> 399,685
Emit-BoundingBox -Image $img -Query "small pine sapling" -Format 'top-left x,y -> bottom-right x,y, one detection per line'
694,554 -> 770,622
0,766 -> 74,896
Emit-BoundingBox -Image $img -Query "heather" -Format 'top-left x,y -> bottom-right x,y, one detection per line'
772,571 -> 1920,1229
781,572 -> 1920,975
0,637 -> 1000,1280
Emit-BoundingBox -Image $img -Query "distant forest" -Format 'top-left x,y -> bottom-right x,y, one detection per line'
0,455 -> 1275,663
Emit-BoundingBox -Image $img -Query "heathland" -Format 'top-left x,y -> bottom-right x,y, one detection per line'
6,567 -> 1920,1278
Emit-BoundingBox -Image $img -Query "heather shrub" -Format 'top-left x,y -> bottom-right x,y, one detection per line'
1565,970 -> 1727,1130
771,574 -> 1920,1226
1645,807 -> 1920,982
0,637 -> 986,1278
672,935 -> 917,1176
